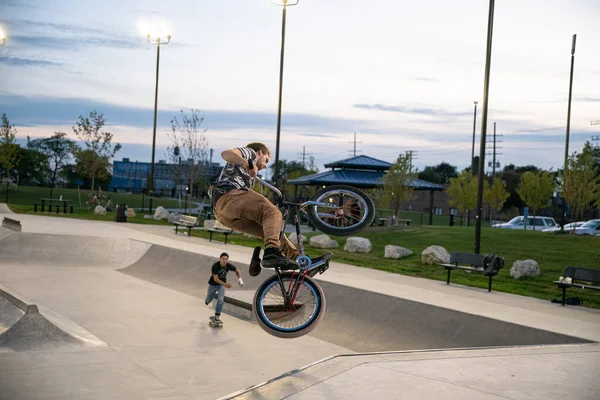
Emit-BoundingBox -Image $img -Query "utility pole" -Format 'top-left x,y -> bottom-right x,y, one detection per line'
405,150 -> 418,173
348,132 -> 362,157
297,146 -> 312,172
485,123 -> 502,223
561,34 -> 577,232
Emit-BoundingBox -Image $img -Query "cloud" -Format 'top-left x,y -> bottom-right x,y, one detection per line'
576,97 -> 600,103
353,103 -> 471,117
0,95 -> 372,134
10,34 -> 140,50
0,57 -> 64,67
411,77 -> 440,82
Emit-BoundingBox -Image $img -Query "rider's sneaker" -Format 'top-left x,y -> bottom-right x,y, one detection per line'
249,246 -> 262,277
262,247 -> 300,270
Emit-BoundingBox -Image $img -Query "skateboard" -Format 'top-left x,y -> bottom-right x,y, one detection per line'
209,316 -> 223,328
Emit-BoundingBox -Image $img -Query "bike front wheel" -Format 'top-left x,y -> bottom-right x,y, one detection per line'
306,185 -> 375,236
253,273 -> 326,339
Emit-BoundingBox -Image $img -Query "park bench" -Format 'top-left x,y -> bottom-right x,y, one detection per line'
207,220 -> 234,244
441,251 -> 504,292
174,215 -> 198,236
554,266 -> 600,306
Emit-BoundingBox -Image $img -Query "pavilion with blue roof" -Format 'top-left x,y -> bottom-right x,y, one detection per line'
288,155 -> 444,224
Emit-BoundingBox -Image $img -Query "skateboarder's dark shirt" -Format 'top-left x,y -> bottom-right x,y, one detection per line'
208,262 -> 238,286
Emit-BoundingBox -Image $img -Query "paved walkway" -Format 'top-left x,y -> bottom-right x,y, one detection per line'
0,205 -> 598,399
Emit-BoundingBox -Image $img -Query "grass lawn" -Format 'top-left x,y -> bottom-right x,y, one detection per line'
190,225 -> 600,309
3,186 -> 196,213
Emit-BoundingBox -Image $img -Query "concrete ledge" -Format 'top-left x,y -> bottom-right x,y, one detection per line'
0,284 -> 38,314
2,217 -> 21,232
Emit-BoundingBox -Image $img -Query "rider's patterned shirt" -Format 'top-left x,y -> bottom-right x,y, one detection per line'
208,262 -> 237,286
212,147 -> 256,191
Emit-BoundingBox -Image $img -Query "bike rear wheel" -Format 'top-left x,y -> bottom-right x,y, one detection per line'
306,185 -> 375,236
253,273 -> 326,339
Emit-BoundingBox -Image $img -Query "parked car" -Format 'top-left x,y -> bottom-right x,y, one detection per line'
492,216 -> 559,231
573,219 -> 600,236
542,221 -> 586,233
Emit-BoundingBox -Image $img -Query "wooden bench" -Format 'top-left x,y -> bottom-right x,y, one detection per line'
441,251 -> 504,292
397,218 -> 412,226
554,266 -> 600,306
207,221 -> 234,244
173,215 -> 198,236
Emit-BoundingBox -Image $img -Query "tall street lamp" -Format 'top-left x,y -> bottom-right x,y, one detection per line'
1,28 -> 6,203
474,0 -> 496,255
471,101 -> 478,174
561,34 -> 576,231
272,0 -> 299,187
145,30 -> 171,214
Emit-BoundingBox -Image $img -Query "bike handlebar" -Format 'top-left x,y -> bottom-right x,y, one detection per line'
256,177 -> 284,204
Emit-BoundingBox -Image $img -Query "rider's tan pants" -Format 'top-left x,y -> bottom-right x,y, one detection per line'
214,189 -> 299,259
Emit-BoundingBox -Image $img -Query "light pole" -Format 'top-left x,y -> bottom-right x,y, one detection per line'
474,0 -> 496,255
471,101 -> 478,174
146,31 -> 171,214
271,0 -> 299,187
1,28 -> 7,203
561,34 -> 576,231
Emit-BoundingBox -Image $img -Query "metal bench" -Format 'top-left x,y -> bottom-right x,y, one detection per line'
554,266 -> 600,306
441,251 -> 504,292
207,221 -> 234,244
173,215 -> 198,236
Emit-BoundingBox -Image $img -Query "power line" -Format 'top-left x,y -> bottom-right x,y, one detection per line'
348,132 -> 362,157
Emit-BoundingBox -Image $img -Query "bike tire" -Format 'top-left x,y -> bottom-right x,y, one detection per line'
306,185 -> 375,236
252,273 -> 326,339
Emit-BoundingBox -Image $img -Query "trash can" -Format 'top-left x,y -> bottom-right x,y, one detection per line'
116,204 -> 127,223
449,214 -> 455,227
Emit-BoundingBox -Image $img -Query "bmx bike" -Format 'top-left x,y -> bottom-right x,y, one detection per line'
252,178 -> 375,338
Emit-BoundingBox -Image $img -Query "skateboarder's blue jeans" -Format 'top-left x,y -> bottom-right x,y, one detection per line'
206,284 -> 225,315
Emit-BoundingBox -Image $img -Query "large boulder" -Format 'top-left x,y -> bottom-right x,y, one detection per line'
167,212 -> 181,223
344,237 -> 372,253
421,245 -> 450,265
288,232 -> 308,246
94,205 -> 106,215
384,245 -> 413,259
127,208 -> 136,218
309,234 -> 339,249
153,206 -> 170,221
510,259 -> 540,279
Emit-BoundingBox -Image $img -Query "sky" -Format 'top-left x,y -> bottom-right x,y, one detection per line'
1,0 -> 599,175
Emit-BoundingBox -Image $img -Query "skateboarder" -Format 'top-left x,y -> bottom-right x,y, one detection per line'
205,252 -> 243,324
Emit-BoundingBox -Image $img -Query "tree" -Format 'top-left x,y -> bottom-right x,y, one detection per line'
516,170 -> 554,230
432,162 -> 458,184
484,176 -> 509,217
447,170 -> 478,222
15,147 -> 49,186
72,111 -> 121,191
168,109 -> 209,198
380,153 -> 416,223
27,132 -> 75,198
0,114 -> 20,199
268,159 -> 318,200
562,142 -> 600,221
418,166 -> 442,184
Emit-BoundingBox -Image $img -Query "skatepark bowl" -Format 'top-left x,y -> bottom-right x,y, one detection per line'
0,227 -> 598,399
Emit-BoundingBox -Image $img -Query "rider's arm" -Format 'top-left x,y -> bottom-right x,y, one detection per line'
212,274 -> 227,286
221,148 -> 251,170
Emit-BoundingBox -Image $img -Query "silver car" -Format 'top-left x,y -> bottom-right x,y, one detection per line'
542,221 -> 586,233
492,216 -> 559,231
573,219 -> 600,236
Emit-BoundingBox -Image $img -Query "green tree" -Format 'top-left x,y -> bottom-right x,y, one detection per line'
562,142 -> 600,221
0,114 -> 20,199
15,147 -> 49,186
484,176 -> 509,217
447,170 -> 478,222
380,153 -> 416,223
417,166 -> 442,184
28,132 -> 75,198
72,110 -> 121,191
516,170 -> 554,230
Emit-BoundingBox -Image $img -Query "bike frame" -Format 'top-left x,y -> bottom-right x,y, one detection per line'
256,177 -> 329,307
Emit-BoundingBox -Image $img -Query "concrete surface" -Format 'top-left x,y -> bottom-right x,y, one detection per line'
0,204 -> 599,399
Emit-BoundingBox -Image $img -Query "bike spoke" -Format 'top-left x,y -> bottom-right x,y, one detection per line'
261,279 -> 317,330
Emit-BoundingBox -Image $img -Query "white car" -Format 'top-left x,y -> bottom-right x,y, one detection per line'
573,219 -> 600,236
542,221 -> 586,233
492,216 -> 559,231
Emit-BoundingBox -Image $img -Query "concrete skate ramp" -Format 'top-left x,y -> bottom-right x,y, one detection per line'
310,281 -> 592,352
0,287 -> 91,351
118,244 -> 266,297
117,246 -> 592,351
0,203 -> 13,214
0,232 -> 151,268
